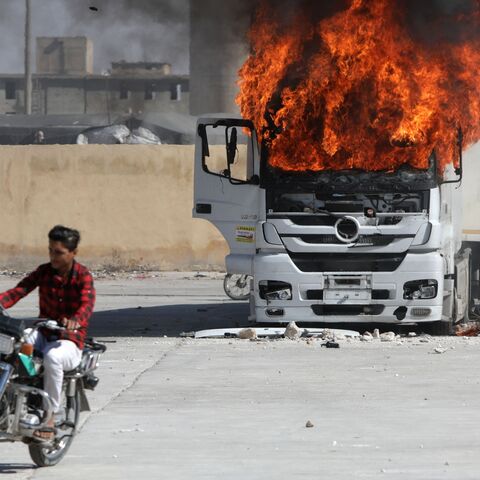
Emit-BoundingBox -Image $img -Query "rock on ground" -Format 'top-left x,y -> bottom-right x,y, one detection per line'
285,322 -> 302,340
238,328 -> 257,340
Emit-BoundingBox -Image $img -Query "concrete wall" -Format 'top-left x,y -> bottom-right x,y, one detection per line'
0,145 -> 227,271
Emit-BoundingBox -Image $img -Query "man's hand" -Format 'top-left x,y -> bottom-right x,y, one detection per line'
61,318 -> 79,331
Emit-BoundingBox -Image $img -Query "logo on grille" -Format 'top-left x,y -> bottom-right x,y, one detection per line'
335,216 -> 360,243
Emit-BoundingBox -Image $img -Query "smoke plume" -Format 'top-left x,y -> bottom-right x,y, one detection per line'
0,0 -> 189,74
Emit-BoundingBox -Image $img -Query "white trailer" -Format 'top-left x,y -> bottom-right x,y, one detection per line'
462,141 -> 480,315
193,117 -> 477,333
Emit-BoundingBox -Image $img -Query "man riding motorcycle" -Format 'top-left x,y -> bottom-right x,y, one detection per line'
0,225 -> 95,440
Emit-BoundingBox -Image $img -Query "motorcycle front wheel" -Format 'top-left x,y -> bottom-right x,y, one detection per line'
29,385 -> 80,467
223,274 -> 251,301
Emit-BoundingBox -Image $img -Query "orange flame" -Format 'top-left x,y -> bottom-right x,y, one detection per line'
237,0 -> 480,172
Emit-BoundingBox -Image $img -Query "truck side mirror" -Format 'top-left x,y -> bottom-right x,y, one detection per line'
226,127 -> 238,165
454,127 -> 463,177
440,127 -> 463,185
198,124 -> 210,159
250,174 -> 260,185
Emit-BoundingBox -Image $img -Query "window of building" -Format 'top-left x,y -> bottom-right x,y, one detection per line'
119,82 -> 129,99
170,83 -> 182,101
145,83 -> 155,100
5,81 -> 16,100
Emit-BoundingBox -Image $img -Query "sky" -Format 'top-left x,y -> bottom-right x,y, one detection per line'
0,0 -> 190,74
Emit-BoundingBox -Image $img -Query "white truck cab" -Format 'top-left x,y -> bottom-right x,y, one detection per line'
194,117 -> 476,333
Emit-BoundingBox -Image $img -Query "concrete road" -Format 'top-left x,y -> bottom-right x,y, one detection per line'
1,273 -> 479,479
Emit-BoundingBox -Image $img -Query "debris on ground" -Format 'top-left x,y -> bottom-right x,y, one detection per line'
193,327 -> 285,339
380,332 -> 396,342
192,327 -> 359,339
321,341 -> 340,349
194,272 -> 208,278
284,321 -> 302,340
309,328 -> 359,340
455,322 -> 480,337
419,335 -> 432,343
434,346 -> 448,354
305,420 -> 314,428
238,328 -> 257,340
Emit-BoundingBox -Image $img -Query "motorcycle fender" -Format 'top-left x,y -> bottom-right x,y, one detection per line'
77,381 -> 91,412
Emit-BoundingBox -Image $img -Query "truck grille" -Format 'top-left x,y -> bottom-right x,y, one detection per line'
297,234 -> 394,246
311,304 -> 385,316
288,252 -> 406,272
286,216 -> 337,226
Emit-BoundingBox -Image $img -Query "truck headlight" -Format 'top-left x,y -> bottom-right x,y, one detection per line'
266,289 -> 292,301
259,281 -> 293,301
403,280 -> 438,300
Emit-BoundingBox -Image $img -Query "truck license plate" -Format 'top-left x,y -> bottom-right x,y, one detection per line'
324,289 -> 371,302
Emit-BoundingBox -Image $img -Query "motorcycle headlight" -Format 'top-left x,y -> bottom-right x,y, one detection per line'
403,280 -> 438,300
0,333 -> 15,355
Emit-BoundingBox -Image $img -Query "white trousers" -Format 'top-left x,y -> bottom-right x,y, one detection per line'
26,330 -> 82,413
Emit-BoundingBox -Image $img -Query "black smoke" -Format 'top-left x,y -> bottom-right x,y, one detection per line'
255,0 -> 480,45
257,0 -> 348,29
400,0 -> 480,45
0,0 -> 189,74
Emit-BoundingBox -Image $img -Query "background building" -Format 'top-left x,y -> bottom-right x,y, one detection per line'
37,36 -> 93,75
0,37 -> 189,118
0,1 -> 259,119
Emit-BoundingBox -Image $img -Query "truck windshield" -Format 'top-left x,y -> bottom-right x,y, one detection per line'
264,151 -> 437,219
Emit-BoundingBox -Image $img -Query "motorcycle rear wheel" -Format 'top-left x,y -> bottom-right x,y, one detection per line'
223,274 -> 251,301
29,386 -> 80,467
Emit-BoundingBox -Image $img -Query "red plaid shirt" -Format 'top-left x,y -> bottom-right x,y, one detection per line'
0,261 -> 95,349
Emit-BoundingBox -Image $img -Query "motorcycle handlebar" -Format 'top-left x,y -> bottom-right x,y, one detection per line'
35,320 -> 66,332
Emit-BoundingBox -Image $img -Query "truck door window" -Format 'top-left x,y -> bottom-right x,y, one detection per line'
199,121 -> 257,185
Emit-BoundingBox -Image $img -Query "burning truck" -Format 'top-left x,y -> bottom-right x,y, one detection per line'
193,0 -> 480,333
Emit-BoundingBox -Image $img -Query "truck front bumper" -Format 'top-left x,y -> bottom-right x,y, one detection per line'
252,251 -> 445,325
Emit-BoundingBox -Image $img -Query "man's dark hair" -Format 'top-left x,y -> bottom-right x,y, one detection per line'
48,225 -> 80,251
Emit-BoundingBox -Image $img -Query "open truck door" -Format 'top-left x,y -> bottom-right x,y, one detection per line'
193,118 -> 263,275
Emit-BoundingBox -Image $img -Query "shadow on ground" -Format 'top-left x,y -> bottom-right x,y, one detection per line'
86,302 -> 435,339
88,302 -> 251,338
0,463 -> 35,473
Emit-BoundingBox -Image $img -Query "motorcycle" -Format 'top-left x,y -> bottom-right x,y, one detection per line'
223,273 -> 252,301
0,309 -> 106,467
